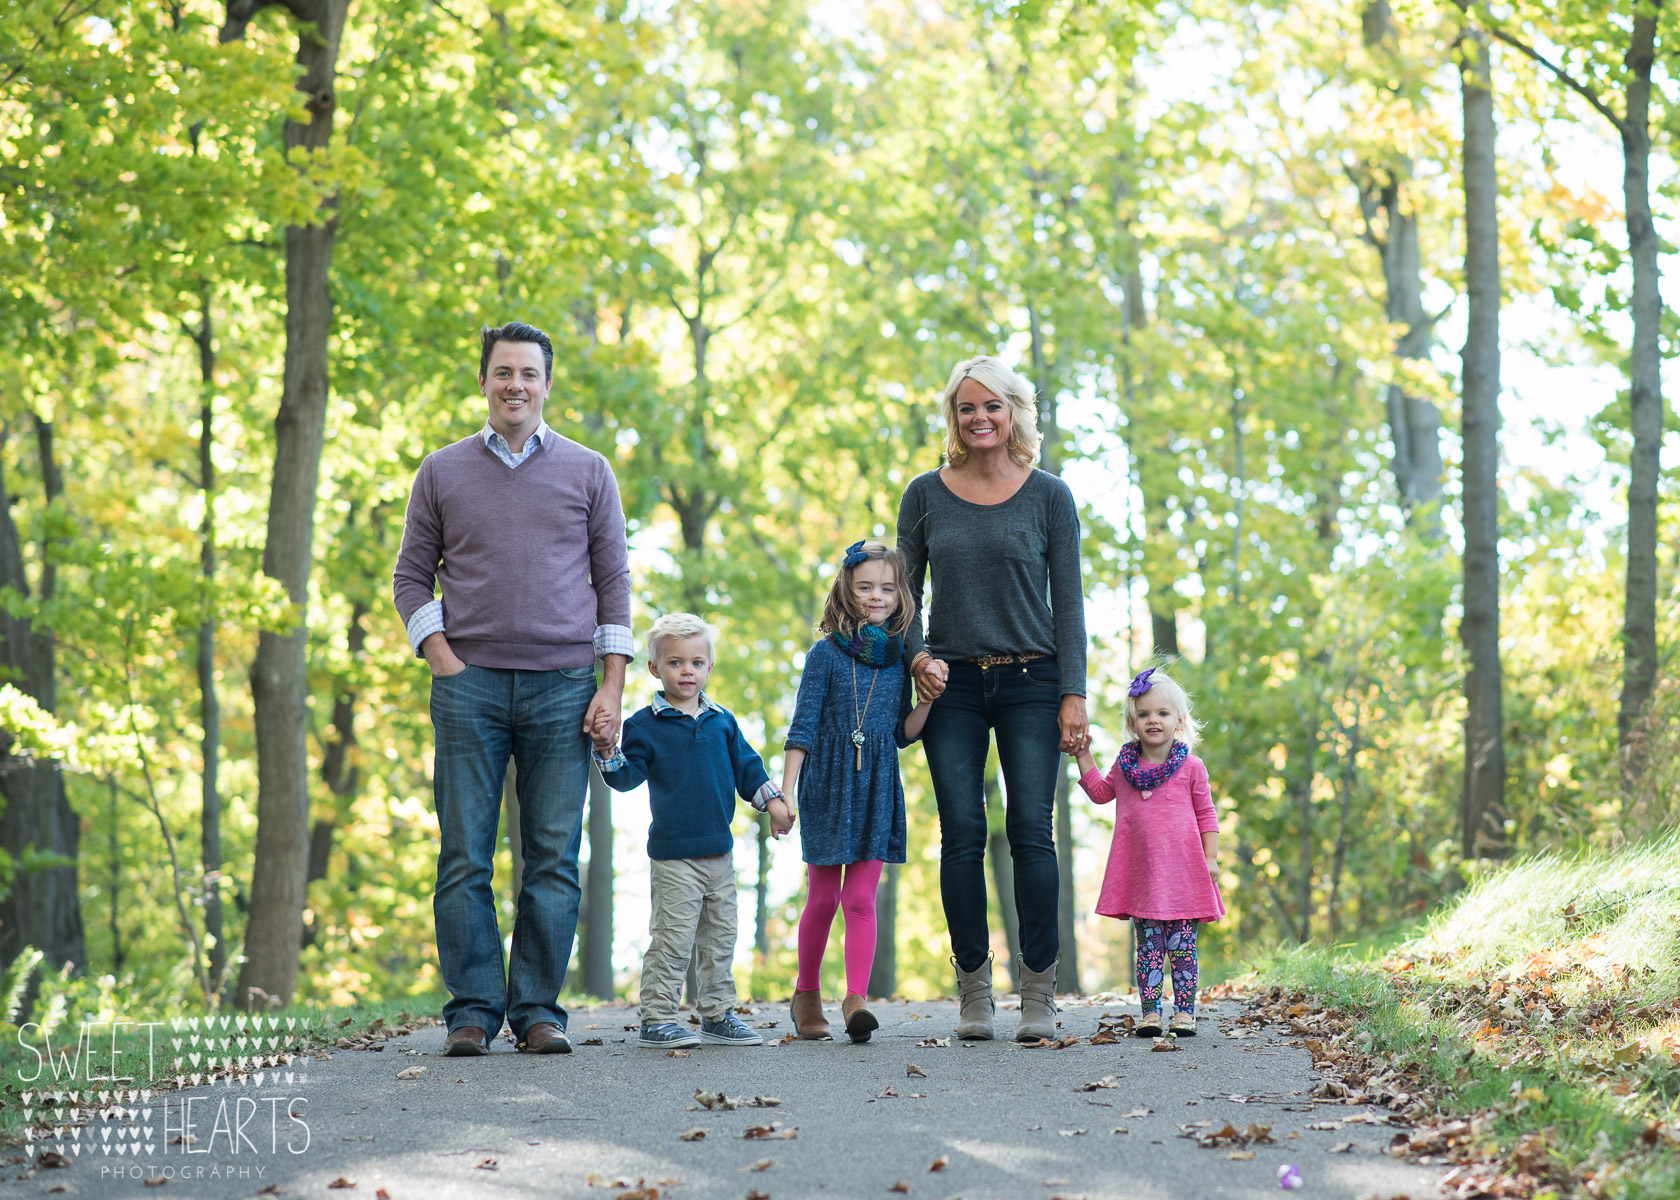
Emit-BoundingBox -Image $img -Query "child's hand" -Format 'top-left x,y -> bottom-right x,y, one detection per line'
590,724 -> 617,756
767,798 -> 796,837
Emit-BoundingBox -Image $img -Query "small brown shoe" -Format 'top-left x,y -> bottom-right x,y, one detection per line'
519,1022 -> 573,1054
790,988 -> 832,1040
841,994 -> 878,1044
443,1026 -> 490,1057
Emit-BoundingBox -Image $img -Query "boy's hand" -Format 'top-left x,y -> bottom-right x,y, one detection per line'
767,798 -> 795,837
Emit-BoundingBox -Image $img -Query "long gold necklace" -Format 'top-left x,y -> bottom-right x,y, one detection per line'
850,658 -> 878,772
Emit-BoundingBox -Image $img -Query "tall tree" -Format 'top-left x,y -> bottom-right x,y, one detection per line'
1474,1 -> 1665,788
221,0 -> 353,1007
1455,15 -> 1506,858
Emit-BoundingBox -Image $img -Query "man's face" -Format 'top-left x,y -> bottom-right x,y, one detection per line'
480,340 -> 551,447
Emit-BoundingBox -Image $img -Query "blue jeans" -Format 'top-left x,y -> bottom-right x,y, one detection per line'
429,664 -> 594,1040
921,657 -> 1063,974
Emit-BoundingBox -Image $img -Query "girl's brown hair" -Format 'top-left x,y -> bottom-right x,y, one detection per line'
818,540 -> 916,640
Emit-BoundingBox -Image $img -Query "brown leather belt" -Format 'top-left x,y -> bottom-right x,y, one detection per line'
968,652 -> 1047,670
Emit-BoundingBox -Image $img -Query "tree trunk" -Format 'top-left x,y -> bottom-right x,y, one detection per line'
192,289 -> 225,993
0,425 -> 86,982
1618,7 -> 1661,793
582,766 -> 614,997
1359,1 -> 1444,528
870,861 -> 898,999
1457,25 -> 1507,858
228,0 -> 352,1008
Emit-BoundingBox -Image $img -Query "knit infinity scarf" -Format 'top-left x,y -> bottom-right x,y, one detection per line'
830,624 -> 902,668
1118,740 -> 1188,792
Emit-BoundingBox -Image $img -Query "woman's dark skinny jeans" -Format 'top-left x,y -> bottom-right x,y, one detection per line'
921,657 -> 1063,974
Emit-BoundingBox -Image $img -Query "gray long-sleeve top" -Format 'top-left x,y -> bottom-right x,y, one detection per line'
895,468 -> 1088,696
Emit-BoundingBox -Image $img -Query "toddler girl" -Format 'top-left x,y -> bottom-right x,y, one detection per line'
1074,667 -> 1223,1037
782,540 -> 931,1042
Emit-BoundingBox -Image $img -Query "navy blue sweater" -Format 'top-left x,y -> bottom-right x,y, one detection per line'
597,695 -> 773,860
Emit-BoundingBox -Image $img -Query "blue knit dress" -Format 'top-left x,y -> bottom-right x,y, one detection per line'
785,638 -> 917,866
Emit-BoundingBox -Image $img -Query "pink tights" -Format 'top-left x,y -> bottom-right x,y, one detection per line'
795,860 -> 884,995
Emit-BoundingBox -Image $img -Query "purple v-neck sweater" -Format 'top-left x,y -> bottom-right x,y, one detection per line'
392,432 -> 630,671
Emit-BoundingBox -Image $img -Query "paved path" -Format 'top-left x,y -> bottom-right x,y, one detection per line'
13,997 -> 1446,1199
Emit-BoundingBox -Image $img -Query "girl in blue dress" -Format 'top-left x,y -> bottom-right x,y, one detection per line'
782,539 -> 932,1042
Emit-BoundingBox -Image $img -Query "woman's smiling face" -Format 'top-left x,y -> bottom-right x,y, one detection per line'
952,376 -> 1012,455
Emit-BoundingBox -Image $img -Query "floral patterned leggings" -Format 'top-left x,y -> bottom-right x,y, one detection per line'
1133,918 -> 1200,1015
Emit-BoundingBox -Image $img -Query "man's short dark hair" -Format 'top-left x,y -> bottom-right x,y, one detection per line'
479,322 -> 554,381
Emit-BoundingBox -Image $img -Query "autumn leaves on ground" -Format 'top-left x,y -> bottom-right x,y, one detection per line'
1242,833 -> 1680,1200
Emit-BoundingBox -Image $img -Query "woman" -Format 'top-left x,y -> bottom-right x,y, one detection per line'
897,355 -> 1088,1042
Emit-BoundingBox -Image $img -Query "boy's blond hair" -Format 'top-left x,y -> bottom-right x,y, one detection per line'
646,612 -> 718,662
1124,668 -> 1204,751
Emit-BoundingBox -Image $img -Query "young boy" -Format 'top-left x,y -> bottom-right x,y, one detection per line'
591,613 -> 795,1047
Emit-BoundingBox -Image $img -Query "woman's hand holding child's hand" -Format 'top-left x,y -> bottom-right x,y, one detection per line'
767,798 -> 796,838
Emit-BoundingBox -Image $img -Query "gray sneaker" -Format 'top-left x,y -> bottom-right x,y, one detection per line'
699,1013 -> 764,1045
639,1021 -> 702,1048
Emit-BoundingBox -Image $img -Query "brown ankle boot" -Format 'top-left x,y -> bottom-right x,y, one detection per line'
841,994 -> 878,1043
790,988 -> 832,1039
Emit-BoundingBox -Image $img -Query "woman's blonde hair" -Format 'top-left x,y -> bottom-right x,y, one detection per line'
1124,667 -> 1204,751
940,355 -> 1043,468
819,541 -> 916,641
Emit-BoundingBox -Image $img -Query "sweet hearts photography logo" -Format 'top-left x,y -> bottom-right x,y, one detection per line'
14,1013 -> 320,1167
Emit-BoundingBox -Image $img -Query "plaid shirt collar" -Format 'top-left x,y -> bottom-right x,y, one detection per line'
651,691 -> 723,718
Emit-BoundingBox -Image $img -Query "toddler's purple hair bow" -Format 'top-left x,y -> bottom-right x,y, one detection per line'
842,540 -> 869,568
1128,668 -> 1156,697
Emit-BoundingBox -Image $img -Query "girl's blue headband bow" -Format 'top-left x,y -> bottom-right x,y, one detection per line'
842,540 -> 869,569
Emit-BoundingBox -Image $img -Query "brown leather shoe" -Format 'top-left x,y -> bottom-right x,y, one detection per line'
842,993 -> 878,1044
443,1026 -> 489,1057
790,988 -> 832,1040
519,1022 -> 573,1054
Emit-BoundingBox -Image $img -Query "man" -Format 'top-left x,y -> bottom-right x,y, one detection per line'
393,321 -> 631,1056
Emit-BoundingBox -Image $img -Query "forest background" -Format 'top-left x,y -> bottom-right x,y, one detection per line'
1,0 -> 1675,1017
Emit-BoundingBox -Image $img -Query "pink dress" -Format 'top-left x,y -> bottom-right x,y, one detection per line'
1079,750 -> 1225,922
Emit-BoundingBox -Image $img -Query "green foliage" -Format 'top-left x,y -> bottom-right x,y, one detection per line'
0,0 -> 1666,1016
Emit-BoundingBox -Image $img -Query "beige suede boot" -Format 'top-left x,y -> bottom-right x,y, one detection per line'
841,994 -> 878,1043
952,954 -> 995,1041
1015,955 -> 1060,1042
790,988 -> 832,1040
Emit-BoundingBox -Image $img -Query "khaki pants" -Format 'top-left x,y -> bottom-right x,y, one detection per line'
640,854 -> 739,1024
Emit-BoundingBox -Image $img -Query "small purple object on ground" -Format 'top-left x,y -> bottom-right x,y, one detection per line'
1277,1164 -> 1303,1190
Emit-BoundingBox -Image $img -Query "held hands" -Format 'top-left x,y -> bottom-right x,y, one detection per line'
587,708 -> 616,756
767,797 -> 796,838
1057,694 -> 1090,754
912,656 -> 949,703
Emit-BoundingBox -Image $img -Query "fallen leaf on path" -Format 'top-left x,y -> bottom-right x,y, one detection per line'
616,1190 -> 659,1200
875,1086 -> 899,1099
906,1063 -> 927,1077
678,1128 -> 707,1141
929,1155 -> 949,1171
39,1151 -> 71,1168
396,1066 -> 425,1080
587,1174 -> 638,1188
582,1038 -> 604,1046
143,1181 -> 167,1190
376,1191 -> 391,1200
917,1036 -> 951,1048
749,1159 -> 773,1171
1150,1039 -> 1180,1052
694,1089 -> 781,1110
776,1033 -> 798,1046
1057,1129 -> 1088,1137
476,1159 -> 498,1171
1111,1126 -> 1129,1134
1329,1142 -> 1355,1154
1122,1107 -> 1153,1118
258,1188 -> 283,1197
666,1049 -> 691,1058
1021,1036 -> 1080,1049
745,1124 -> 797,1140
328,1180 -> 356,1190
1306,1121 -> 1341,1130
746,1190 -> 769,1200
889,1184 -> 910,1194
1078,1076 -> 1120,1092
1227,1150 -> 1256,1160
